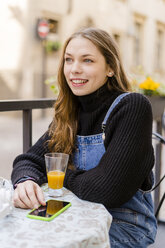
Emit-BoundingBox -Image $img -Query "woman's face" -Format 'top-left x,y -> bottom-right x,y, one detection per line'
64,37 -> 110,96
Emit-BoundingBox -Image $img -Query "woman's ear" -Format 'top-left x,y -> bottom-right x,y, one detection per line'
107,71 -> 114,77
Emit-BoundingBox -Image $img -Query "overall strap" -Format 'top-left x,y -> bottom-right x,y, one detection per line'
102,92 -> 131,139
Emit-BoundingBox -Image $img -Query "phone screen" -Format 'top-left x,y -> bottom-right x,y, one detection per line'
29,200 -> 70,218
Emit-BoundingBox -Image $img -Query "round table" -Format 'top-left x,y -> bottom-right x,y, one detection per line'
0,186 -> 112,248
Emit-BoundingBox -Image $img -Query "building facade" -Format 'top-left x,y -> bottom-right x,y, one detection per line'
0,0 -> 165,99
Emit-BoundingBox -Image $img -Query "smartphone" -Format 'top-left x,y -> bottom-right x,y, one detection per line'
27,199 -> 71,221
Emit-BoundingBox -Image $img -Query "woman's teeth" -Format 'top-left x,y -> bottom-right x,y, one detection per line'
71,79 -> 88,84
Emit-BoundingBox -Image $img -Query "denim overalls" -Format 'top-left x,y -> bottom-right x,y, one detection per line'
73,93 -> 157,247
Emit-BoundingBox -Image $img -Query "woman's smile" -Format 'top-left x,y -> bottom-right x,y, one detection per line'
70,78 -> 88,87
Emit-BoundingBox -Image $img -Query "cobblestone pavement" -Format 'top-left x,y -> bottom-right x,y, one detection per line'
0,114 -> 164,247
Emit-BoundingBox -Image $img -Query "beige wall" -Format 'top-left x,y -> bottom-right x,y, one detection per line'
0,0 -> 27,99
1,0 -> 165,99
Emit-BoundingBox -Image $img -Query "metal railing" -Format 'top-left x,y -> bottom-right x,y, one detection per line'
0,99 -> 55,152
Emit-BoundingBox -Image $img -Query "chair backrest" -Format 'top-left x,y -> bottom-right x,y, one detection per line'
152,132 -> 165,219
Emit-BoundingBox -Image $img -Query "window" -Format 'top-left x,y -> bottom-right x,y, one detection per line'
113,34 -> 120,45
133,21 -> 143,66
48,19 -> 59,34
113,33 -> 122,54
155,27 -> 164,71
132,13 -> 145,68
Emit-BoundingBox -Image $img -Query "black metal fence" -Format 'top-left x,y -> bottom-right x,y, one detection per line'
0,99 -> 55,152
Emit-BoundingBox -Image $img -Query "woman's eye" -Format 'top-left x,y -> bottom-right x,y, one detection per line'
65,57 -> 72,62
84,59 -> 93,63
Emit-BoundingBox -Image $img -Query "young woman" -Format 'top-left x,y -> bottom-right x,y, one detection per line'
11,27 -> 157,247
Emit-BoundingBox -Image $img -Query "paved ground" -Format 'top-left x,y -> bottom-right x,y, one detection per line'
150,222 -> 165,248
0,114 -> 164,247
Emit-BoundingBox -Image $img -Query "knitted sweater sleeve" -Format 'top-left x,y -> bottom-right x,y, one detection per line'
64,93 -> 154,208
11,131 -> 50,186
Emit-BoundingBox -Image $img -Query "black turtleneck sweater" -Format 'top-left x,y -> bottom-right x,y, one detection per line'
11,84 -> 154,209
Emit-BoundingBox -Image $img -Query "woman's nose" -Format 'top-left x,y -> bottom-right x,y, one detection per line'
71,61 -> 82,74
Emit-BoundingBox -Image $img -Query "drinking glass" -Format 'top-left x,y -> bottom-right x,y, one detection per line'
44,153 -> 69,197
0,177 -> 13,219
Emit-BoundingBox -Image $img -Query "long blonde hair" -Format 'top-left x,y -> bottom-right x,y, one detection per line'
48,27 -> 131,154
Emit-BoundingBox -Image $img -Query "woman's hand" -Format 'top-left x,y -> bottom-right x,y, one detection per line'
13,180 -> 46,209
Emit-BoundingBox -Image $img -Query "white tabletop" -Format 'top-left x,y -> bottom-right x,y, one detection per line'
0,185 -> 112,248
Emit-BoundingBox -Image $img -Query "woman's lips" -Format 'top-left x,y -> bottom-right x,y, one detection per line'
70,79 -> 88,87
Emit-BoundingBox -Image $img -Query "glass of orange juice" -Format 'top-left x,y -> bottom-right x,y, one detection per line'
44,153 -> 69,197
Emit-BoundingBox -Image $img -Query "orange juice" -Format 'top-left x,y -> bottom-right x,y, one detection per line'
47,170 -> 65,189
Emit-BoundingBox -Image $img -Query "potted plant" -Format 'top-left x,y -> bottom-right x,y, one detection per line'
132,76 -> 165,120
45,40 -> 61,54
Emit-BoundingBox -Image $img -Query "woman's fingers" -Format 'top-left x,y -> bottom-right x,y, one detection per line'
25,181 -> 41,209
13,180 -> 45,209
13,187 -> 29,209
35,184 -> 46,206
13,181 -> 34,209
